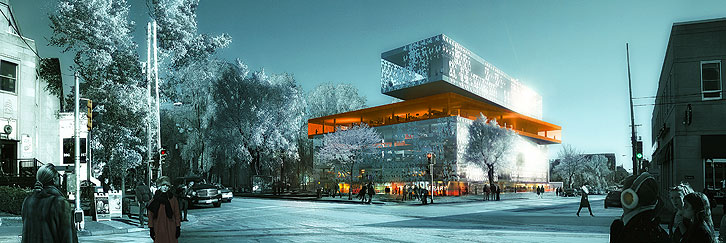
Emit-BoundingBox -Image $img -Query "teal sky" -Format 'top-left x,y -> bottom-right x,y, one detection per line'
9,0 -> 726,171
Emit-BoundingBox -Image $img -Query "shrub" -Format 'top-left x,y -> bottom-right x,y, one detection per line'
0,186 -> 31,215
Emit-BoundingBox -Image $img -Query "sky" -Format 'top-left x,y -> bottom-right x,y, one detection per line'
8,0 -> 726,172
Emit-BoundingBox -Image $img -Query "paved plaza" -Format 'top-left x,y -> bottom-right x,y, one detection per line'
71,194 -> 621,243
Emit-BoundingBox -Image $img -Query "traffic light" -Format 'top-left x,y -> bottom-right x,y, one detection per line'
86,100 -> 92,130
636,141 -> 643,160
159,148 -> 167,164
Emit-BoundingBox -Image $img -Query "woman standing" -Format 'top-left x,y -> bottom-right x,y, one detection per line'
577,185 -> 593,217
669,183 -> 694,242
680,192 -> 716,243
147,176 -> 181,243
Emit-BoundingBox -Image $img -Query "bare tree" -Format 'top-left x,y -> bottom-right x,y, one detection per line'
317,123 -> 381,200
464,114 -> 517,196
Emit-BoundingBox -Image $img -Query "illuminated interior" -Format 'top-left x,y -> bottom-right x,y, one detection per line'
308,92 -> 561,145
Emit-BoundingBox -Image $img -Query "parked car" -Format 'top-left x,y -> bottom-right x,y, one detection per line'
605,190 -> 622,208
174,176 -> 222,208
216,184 -> 234,203
562,188 -> 577,197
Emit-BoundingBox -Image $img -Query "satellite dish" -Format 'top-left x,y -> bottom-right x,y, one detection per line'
3,125 -> 11,134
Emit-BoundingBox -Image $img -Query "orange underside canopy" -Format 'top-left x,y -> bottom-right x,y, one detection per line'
308,92 -> 561,144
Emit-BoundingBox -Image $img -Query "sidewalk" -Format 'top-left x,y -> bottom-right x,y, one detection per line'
236,191 -> 557,205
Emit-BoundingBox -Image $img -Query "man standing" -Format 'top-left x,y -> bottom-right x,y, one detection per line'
577,186 -> 594,217
367,183 -> 375,204
334,183 -> 340,198
21,163 -> 78,243
609,172 -> 669,243
135,181 -> 153,228
179,181 -> 193,222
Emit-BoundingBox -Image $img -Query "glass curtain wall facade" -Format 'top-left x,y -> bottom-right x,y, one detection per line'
311,35 -> 560,195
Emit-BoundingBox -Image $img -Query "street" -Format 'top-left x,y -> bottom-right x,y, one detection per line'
80,195 -> 619,242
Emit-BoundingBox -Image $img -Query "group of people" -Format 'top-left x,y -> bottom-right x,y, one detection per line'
609,172 -> 717,243
357,182 -> 375,204
483,184 -> 501,201
20,163 -> 185,243
535,185 -> 545,199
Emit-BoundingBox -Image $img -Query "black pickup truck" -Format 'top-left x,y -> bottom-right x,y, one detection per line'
174,176 -> 222,208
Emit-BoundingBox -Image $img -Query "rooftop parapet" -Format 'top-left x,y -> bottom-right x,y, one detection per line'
381,34 -> 542,119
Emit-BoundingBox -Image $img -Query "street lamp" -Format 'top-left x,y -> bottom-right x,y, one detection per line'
427,153 -> 435,204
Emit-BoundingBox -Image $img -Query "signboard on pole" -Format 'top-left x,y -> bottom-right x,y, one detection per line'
108,191 -> 122,218
94,193 -> 110,221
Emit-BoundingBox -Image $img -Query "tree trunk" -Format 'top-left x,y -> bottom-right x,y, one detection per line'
121,174 -> 126,216
348,161 -> 355,200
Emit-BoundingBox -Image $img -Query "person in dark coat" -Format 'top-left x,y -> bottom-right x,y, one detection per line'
577,186 -> 593,217
495,185 -> 501,201
147,176 -> 181,243
679,192 -> 716,243
367,183 -> 375,204
21,163 -> 78,243
359,185 -> 367,202
135,181 -> 153,227
609,172 -> 669,243
484,184 -> 490,201
669,183 -> 694,242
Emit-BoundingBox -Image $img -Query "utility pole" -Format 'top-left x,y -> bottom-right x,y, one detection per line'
627,43 -> 638,176
153,20 -> 162,177
74,72 -> 84,229
146,21 -> 152,186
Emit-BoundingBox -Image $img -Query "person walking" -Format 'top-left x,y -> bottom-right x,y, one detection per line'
334,183 -> 340,198
359,184 -> 367,202
669,183 -> 694,242
136,181 -> 153,228
367,183 -> 375,204
496,185 -> 501,201
21,163 -> 78,243
536,186 -> 542,199
679,192 -> 716,243
577,186 -> 593,217
147,176 -> 181,243
609,172 -> 669,243
180,181 -> 194,222
484,184 -> 490,201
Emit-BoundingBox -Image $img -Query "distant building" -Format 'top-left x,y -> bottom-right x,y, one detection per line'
0,0 -> 61,176
309,35 -> 561,195
651,18 -> 726,193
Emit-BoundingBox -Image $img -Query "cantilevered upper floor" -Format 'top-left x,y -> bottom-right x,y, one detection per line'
308,92 -> 561,145
381,34 -> 542,120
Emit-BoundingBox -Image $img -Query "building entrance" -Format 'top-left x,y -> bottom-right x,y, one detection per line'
0,140 -> 17,175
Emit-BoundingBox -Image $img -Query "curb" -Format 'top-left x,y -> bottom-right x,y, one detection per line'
78,225 -> 149,236
238,196 -> 386,205
0,217 -> 22,225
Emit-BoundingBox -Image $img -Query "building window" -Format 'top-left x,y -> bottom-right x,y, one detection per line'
701,60 -> 722,100
0,61 -> 17,93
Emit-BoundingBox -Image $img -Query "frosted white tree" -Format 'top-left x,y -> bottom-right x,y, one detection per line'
306,82 -> 367,118
582,155 -> 613,189
552,144 -> 586,189
49,0 -> 149,201
464,114 -> 517,193
317,123 -> 381,200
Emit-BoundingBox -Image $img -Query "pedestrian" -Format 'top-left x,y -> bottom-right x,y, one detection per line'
679,192 -> 716,243
334,183 -> 340,198
403,185 -> 408,201
496,185 -> 501,201
21,163 -> 78,243
536,186 -> 542,199
102,177 -> 111,193
609,172 -> 669,243
136,181 -> 153,228
421,187 -> 429,205
180,181 -> 194,222
359,184 -> 367,202
147,176 -> 181,243
669,182 -> 694,242
484,184 -> 490,201
577,185 -> 593,217
367,183 -> 375,204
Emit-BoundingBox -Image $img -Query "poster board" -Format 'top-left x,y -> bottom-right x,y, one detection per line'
94,193 -> 110,221
108,191 -> 122,218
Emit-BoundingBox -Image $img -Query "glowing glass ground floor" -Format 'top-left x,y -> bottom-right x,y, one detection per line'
312,115 -> 559,195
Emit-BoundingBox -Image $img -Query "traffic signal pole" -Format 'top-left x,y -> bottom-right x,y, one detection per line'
626,43 -> 638,176
74,72 -> 84,230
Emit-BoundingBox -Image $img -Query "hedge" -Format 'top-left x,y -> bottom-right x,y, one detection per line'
0,186 -> 31,215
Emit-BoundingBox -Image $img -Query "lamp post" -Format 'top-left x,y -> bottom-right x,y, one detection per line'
74,72 -> 84,230
427,153 -> 435,204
